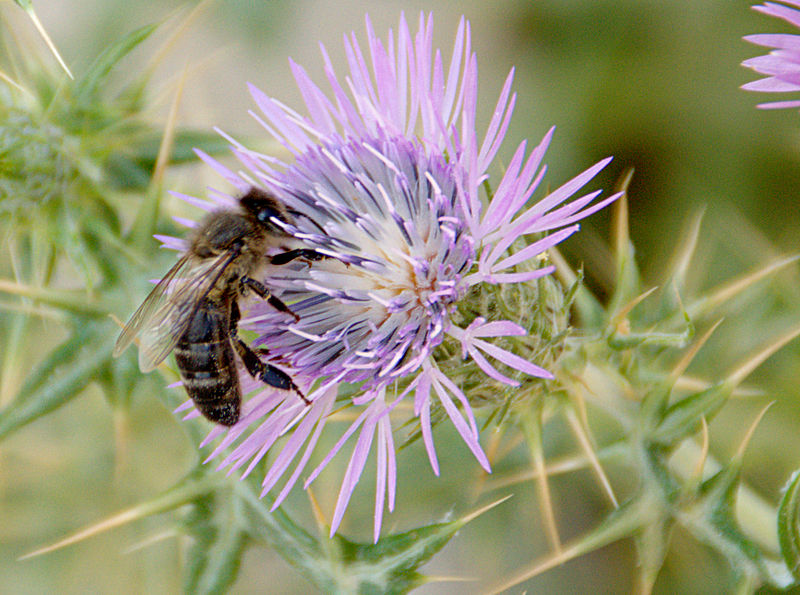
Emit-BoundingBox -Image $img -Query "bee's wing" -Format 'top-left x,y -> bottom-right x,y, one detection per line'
114,251 -> 237,372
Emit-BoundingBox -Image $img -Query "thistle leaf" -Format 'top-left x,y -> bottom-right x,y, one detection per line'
183,489 -> 249,595
241,472 -> 506,594
650,384 -> 731,446
686,461 -> 793,588
0,320 -> 112,440
76,23 -> 158,104
778,470 -> 800,580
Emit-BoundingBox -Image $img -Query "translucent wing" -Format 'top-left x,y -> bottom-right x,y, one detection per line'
113,250 -> 238,372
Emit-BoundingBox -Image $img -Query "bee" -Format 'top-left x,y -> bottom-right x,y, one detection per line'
113,187 -> 325,426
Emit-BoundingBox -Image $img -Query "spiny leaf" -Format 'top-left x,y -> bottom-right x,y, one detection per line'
20,469 -> 225,560
183,488 -> 249,595
685,460 -> 792,588
104,129 -> 232,191
333,498 -> 511,594
650,383 -> 731,447
778,470 -> 800,580
550,249 -> 604,328
0,320 -> 113,440
76,23 -> 158,103
0,279 -> 105,316
241,471 -> 508,595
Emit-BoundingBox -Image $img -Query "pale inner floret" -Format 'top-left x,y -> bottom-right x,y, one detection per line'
248,135 -> 473,385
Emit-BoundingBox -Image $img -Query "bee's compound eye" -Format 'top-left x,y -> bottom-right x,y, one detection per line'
258,207 -> 277,223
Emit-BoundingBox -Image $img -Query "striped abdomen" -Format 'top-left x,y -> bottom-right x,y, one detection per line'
174,297 -> 241,425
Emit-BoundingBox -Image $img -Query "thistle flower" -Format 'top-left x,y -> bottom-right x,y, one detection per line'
742,1 -> 800,108
174,13 -> 619,540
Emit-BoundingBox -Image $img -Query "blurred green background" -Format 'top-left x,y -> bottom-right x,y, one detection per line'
2,0 -> 799,593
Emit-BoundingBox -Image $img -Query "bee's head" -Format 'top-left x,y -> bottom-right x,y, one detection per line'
239,187 -> 292,234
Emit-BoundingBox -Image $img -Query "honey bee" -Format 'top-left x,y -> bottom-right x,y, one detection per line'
113,187 -> 324,426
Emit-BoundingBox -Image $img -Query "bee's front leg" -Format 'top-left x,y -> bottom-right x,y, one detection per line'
270,248 -> 329,265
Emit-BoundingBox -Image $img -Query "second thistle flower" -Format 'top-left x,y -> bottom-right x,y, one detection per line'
180,13 -> 620,539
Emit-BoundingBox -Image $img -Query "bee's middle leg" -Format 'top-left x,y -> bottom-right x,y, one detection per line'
240,276 -> 299,321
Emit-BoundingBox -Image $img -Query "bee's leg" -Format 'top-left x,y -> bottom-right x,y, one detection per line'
270,248 -> 329,265
232,339 -> 310,405
240,276 -> 299,321
229,301 -> 308,404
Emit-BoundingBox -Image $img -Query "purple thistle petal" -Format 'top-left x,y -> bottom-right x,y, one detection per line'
473,337 -> 554,379
745,33 -> 800,50
472,267 -> 557,285
477,68 -> 517,173
193,149 -> 249,193
290,59 -> 339,136
754,2 -> 800,28
329,400 -> 384,536
168,191 -> 216,212
270,388 -> 338,505
429,367 -> 490,472
304,402 -> 372,488
742,77 -> 800,92
153,235 -> 186,251
374,415 -> 389,542
467,346 -> 521,386
758,98 -> 800,107
492,225 -> 579,273
742,4 -> 800,108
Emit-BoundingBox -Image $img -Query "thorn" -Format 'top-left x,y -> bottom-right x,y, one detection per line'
523,409 -> 561,553
152,65 -> 188,186
670,208 -> 706,288
0,69 -> 32,97
612,167 -> 635,262
422,574 -> 479,584
727,323 -> 800,388
565,408 -> 618,508
19,507 -> 142,560
145,0 -> 214,75
735,401 -> 774,460
460,494 -> 514,525
612,286 -> 658,328
121,529 -> 178,555
548,246 -> 577,288
109,313 -> 125,330
306,486 -> 328,537
482,443 -> 629,493
689,254 -> 800,318
20,3 -> 73,79
692,416 -> 710,481
670,319 -> 724,384
674,375 -> 763,398
488,541 -> 586,594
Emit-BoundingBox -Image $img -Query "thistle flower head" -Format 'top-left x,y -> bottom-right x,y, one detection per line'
742,1 -> 800,109
174,13 -> 619,540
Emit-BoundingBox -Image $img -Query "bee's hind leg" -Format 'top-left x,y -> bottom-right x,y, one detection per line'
229,301 -> 309,405
240,276 -> 299,321
234,337 -> 310,405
